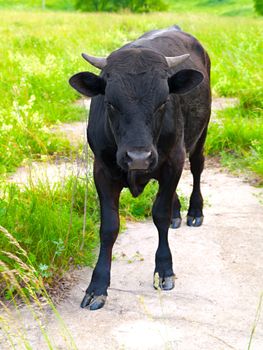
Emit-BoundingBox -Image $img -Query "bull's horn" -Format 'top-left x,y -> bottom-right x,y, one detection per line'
165,54 -> 190,68
81,53 -> 107,69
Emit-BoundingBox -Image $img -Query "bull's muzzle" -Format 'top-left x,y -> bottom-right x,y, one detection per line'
126,151 -> 152,171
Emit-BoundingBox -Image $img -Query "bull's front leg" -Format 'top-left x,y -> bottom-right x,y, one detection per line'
152,160 -> 184,291
81,160 -> 122,310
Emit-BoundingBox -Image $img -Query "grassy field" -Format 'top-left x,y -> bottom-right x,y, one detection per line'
0,9 -> 262,175
168,0 -> 255,16
0,0 -> 75,10
0,3 -> 262,298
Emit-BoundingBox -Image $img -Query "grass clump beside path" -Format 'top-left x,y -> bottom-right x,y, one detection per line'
199,15 -> 263,179
0,176 -> 98,299
0,175 -> 176,299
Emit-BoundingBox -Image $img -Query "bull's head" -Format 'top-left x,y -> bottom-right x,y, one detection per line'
69,48 -> 203,172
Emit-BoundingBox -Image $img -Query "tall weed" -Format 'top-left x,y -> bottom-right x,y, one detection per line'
0,226 -> 78,349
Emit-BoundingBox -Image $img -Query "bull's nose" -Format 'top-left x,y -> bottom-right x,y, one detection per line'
127,151 -> 152,170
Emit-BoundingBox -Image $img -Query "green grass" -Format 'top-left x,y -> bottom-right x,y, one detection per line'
0,0 -> 75,10
0,176 -> 98,297
206,107 -> 263,180
197,13 -> 263,179
167,0 -> 255,16
0,10 -> 262,176
0,9 -> 88,173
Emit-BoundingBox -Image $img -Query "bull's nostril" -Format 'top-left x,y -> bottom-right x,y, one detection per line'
127,151 -> 151,161
126,151 -> 152,170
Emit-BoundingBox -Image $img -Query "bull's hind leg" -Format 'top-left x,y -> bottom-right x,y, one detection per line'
81,160 -> 122,310
152,157 -> 184,290
187,127 -> 208,227
171,192 -> 182,229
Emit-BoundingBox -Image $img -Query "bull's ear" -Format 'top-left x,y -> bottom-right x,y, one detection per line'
69,72 -> 106,97
168,69 -> 204,95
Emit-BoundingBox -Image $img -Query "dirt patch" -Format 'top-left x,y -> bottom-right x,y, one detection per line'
211,97 -> 239,115
8,157 -> 91,186
50,121 -> 87,147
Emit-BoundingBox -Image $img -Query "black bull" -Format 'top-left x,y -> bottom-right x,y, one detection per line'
69,25 -> 211,310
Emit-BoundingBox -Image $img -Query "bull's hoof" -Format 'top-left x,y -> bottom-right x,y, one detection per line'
187,215 -> 204,227
80,293 -> 107,310
153,273 -> 175,291
171,217 -> 182,229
